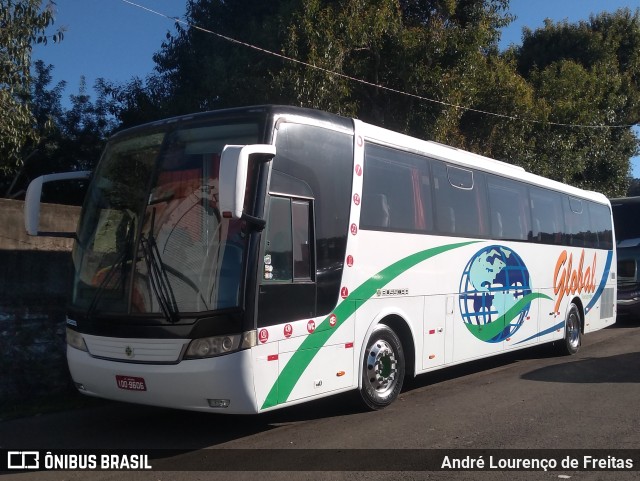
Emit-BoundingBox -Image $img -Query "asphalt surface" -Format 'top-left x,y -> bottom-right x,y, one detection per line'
1,317 -> 639,481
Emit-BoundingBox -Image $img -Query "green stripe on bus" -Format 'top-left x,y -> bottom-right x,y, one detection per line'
463,292 -> 552,341
261,241 -> 478,410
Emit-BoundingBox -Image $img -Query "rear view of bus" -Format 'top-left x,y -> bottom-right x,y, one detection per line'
611,197 -> 640,319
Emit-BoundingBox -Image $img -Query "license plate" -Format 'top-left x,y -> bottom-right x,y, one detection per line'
116,375 -> 147,391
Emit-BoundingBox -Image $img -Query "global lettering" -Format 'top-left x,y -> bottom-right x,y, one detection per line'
553,250 -> 596,313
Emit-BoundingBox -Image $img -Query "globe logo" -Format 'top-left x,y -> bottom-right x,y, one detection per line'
459,246 -> 532,343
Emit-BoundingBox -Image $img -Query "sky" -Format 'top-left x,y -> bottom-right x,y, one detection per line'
32,0 -> 640,177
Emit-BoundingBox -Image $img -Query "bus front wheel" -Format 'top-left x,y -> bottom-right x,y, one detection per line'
359,324 -> 405,410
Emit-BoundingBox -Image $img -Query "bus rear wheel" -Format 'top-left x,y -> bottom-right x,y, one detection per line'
558,303 -> 582,355
359,325 -> 405,410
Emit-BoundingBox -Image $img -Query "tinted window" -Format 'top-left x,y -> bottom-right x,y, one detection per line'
361,143 -> 433,233
487,175 -> 530,241
564,196 -> 591,247
530,187 -> 565,244
263,196 -> 313,282
292,200 -> 311,279
590,202 -> 613,249
264,196 -> 293,281
273,123 -> 353,314
433,163 -> 488,237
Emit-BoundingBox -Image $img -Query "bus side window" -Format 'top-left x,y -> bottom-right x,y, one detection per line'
361,143 -> 432,233
530,187 -> 565,245
292,200 -> 311,280
588,202 -> 613,250
564,196 -> 590,248
487,175 -> 530,241
264,197 -> 293,281
264,196 -> 312,282
433,163 -> 488,237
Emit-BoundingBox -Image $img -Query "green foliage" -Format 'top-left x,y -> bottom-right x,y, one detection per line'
503,8 -> 640,196
0,0 -> 61,172
628,177 -> 640,196
99,2 -> 640,197
2,62 -> 116,203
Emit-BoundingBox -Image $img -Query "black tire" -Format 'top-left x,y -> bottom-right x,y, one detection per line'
558,302 -> 582,355
359,324 -> 405,410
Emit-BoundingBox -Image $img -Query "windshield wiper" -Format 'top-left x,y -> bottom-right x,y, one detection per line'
140,209 -> 180,323
87,214 -> 135,319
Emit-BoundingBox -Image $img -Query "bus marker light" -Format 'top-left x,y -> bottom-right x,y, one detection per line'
207,399 -> 230,408
428,329 -> 436,335
336,371 -> 346,377
345,342 -> 354,349
428,355 -> 436,360
268,354 -> 278,361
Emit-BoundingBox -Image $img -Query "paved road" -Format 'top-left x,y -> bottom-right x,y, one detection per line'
2,319 -> 639,480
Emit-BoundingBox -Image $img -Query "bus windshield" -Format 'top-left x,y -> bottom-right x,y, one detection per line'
72,121 -> 260,318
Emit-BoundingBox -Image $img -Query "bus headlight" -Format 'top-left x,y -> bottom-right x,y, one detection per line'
184,331 -> 256,359
66,327 -> 88,352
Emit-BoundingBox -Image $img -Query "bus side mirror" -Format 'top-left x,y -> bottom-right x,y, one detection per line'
24,170 -> 91,236
219,144 -> 276,220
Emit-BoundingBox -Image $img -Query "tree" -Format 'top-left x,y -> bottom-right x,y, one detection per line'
0,0 -> 62,173
107,1 -> 639,197
274,0 -> 514,141
628,177 -> 640,196
3,63 -> 116,203
111,0 -> 513,136
502,9 -> 640,197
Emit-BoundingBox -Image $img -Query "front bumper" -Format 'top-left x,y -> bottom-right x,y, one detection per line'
67,346 -> 258,414
617,284 -> 640,318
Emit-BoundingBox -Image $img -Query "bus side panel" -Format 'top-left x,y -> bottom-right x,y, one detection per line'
504,288 -> 542,350
252,342 -> 281,412
583,250 -> 616,333
274,314 -> 355,405
422,295 -> 448,370
534,286 -> 565,344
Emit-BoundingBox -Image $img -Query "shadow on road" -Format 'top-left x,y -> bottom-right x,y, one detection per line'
1,323 -> 637,463
521,351 -> 640,384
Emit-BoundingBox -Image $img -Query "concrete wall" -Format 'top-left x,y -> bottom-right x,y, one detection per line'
0,199 -> 81,411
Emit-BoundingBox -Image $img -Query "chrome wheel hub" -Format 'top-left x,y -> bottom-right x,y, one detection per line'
365,339 -> 398,397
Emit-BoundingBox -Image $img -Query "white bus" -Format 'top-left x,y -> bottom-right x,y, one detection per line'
25,105 -> 616,414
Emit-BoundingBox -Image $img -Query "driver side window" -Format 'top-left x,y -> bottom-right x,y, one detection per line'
263,196 -> 312,282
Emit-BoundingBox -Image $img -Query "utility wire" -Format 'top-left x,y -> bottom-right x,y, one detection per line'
120,0 -> 637,130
